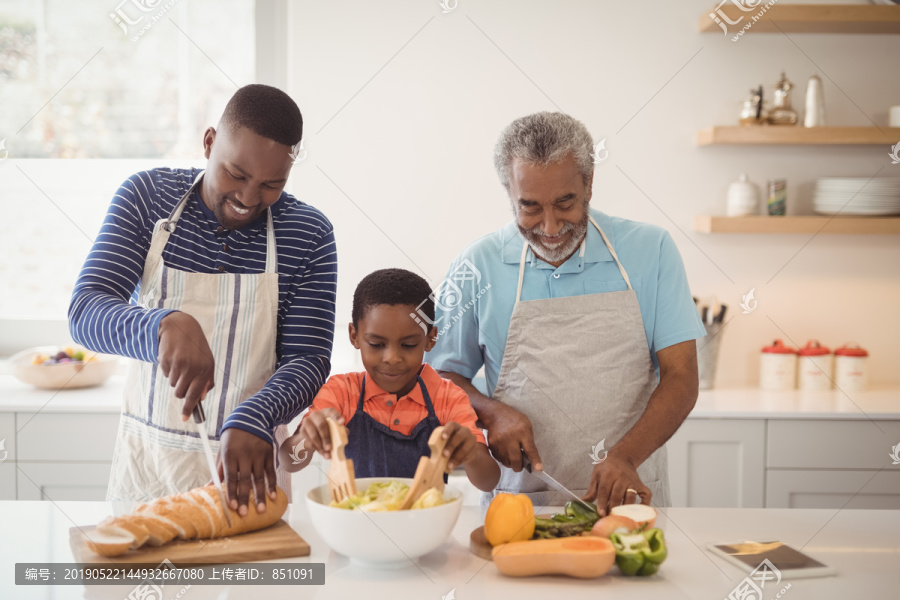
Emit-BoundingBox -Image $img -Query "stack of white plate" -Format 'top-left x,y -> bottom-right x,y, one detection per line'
813,178 -> 900,216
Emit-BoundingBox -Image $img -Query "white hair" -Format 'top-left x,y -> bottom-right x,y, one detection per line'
493,112 -> 595,191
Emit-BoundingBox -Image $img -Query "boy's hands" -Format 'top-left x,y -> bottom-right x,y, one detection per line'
441,421 -> 479,470
300,408 -> 344,459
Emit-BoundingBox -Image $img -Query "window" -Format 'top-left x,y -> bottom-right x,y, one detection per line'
0,0 -> 271,350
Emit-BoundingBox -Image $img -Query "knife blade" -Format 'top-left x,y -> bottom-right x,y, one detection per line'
192,403 -> 232,528
520,449 -> 596,512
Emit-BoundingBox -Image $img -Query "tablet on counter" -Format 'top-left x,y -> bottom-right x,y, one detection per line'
708,541 -> 838,580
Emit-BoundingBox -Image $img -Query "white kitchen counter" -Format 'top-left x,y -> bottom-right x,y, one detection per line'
1,366 -> 898,419
689,387 -> 900,420
0,500 -> 897,600
0,373 -> 123,413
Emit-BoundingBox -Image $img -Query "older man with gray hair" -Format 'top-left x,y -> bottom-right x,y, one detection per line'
427,112 -> 705,513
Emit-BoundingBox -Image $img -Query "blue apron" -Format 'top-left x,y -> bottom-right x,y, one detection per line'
345,374 -> 446,480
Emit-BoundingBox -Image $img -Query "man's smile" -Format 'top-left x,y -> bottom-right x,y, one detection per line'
226,198 -> 255,220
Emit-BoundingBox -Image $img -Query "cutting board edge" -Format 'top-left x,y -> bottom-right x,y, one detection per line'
69,519 -> 310,565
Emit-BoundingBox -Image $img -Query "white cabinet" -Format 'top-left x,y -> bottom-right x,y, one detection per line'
0,413 -> 15,463
0,462 -> 15,500
667,419 -> 766,508
767,420 -> 900,470
16,413 -> 119,461
669,417 -> 900,509
16,462 -> 112,501
764,419 -> 900,510
766,470 -> 900,509
0,411 -> 119,501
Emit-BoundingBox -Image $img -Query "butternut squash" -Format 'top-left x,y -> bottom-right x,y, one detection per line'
491,536 -> 616,578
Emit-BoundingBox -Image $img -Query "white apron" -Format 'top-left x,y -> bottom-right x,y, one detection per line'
483,216 -> 670,510
107,173 -> 290,502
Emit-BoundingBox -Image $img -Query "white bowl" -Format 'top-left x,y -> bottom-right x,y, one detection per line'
9,346 -> 119,390
306,477 -> 463,569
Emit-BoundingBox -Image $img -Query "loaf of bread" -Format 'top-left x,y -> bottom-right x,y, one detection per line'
86,485 -> 288,557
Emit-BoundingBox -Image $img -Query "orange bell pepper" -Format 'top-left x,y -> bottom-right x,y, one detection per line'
484,493 -> 536,546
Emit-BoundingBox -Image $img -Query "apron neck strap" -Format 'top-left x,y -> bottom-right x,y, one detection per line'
357,373 -> 437,417
516,215 -> 633,304
264,209 -> 277,274
150,171 -> 279,275
589,215 -> 632,291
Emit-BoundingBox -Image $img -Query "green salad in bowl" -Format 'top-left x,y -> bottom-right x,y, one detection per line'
329,480 -> 448,511
306,476 -> 463,568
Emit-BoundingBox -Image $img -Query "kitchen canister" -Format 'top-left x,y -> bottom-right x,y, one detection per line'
760,339 -> 797,390
726,174 -> 760,217
767,179 -> 787,216
834,343 -> 869,391
797,340 -> 832,391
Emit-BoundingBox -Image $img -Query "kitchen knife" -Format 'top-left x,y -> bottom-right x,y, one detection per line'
192,403 -> 232,528
520,449 -> 596,512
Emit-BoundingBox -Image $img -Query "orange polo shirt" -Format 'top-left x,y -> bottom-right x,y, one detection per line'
306,364 -> 486,445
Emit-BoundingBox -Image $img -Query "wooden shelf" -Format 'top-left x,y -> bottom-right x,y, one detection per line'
699,4 -> 900,34
697,126 -> 900,146
694,215 -> 900,234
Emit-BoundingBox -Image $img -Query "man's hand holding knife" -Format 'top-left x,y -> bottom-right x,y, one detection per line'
159,311 -> 277,517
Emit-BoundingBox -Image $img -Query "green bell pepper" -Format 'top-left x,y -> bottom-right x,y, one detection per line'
609,528 -> 668,576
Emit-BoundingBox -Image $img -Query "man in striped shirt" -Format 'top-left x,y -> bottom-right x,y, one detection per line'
69,85 -> 337,514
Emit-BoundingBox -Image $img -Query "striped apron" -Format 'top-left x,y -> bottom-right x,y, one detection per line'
107,173 -> 290,502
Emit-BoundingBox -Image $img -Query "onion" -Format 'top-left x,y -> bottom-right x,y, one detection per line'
609,504 -> 657,529
590,515 -> 638,538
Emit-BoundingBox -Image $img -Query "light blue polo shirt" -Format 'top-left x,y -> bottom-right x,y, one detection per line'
426,208 -> 706,396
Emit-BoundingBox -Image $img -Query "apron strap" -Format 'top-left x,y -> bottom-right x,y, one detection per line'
357,376 -> 368,414
264,209 -> 278,274
589,215 -> 632,291
148,170 -> 278,275
515,215 -> 633,304
148,171 -> 204,258
416,375 -> 438,420
515,243 -> 528,303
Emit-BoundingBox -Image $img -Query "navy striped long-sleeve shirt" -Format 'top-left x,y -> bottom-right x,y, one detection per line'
69,167 -> 337,444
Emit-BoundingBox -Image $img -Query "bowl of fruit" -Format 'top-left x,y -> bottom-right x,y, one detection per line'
9,346 -> 119,390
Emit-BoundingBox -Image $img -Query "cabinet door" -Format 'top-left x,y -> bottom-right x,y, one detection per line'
0,413 -> 15,463
668,419 -> 766,508
0,462 -> 15,500
17,413 -> 119,462
16,462 -> 111,501
767,420 -> 900,470
766,470 -> 900,509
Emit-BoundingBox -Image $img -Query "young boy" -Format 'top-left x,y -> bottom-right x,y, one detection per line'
279,269 -> 500,492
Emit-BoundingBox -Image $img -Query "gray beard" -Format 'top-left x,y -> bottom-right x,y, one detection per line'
518,204 -> 590,265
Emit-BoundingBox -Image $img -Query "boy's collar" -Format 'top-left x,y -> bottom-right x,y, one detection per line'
364,364 -> 440,405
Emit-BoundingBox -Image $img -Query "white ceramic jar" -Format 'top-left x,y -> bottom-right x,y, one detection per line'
726,173 -> 761,217
797,340 -> 832,391
834,343 -> 869,392
760,339 -> 797,390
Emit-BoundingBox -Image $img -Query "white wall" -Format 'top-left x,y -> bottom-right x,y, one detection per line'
283,0 -> 900,386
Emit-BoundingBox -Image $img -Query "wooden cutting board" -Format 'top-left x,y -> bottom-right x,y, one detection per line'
70,519 -> 309,565
469,526 -> 493,561
470,513 -> 559,561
